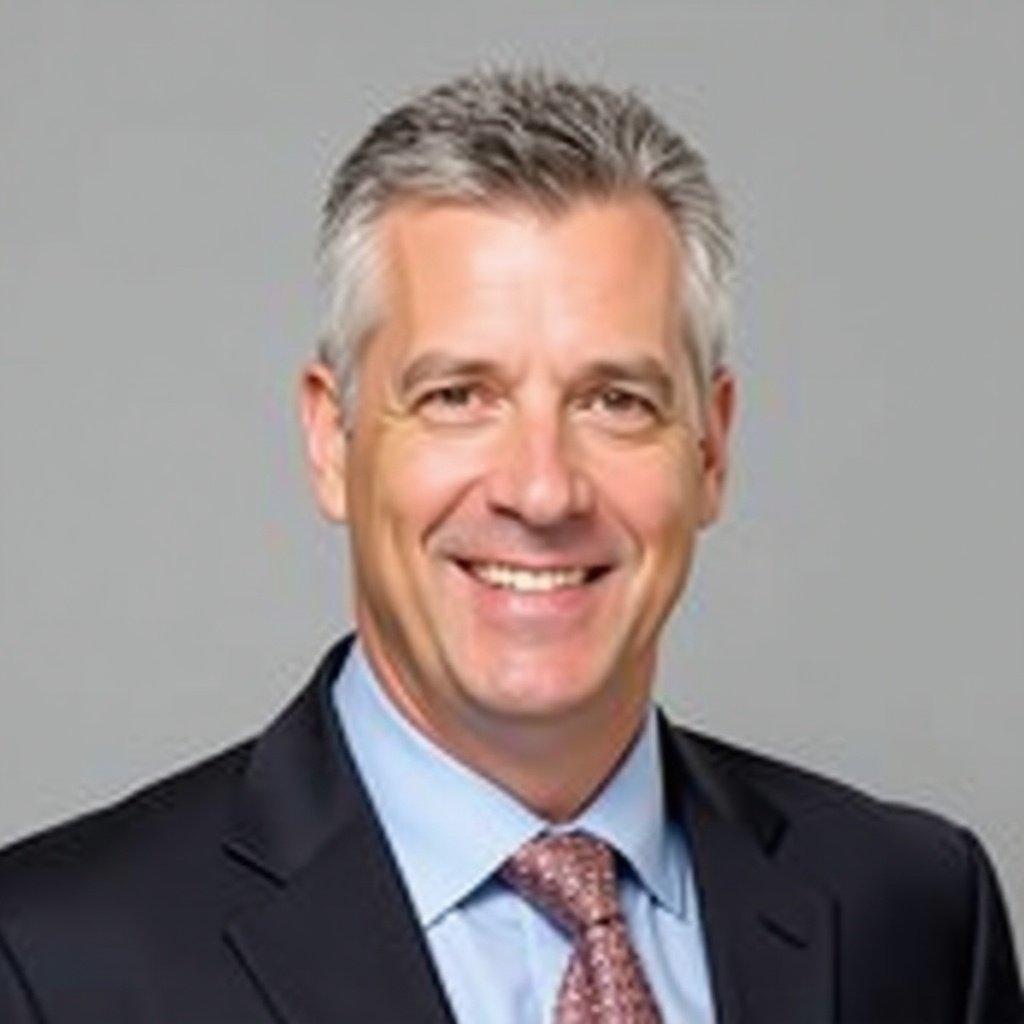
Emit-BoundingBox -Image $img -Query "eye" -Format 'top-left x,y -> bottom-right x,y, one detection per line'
596,387 -> 652,413
415,381 -> 495,425
580,385 -> 662,432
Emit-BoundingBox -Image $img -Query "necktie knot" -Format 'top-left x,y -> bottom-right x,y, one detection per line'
501,831 -> 622,938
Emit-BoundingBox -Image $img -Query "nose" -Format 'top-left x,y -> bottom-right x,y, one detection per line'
485,407 -> 595,527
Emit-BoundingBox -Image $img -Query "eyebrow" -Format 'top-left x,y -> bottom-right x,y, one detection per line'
397,352 -> 501,395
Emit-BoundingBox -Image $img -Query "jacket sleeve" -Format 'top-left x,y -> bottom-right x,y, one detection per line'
0,932 -> 42,1023
962,830 -> 1024,1023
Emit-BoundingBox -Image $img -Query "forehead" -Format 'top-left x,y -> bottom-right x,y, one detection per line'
372,195 -> 685,353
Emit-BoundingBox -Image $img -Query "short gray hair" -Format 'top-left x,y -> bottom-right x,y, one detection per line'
317,69 -> 734,411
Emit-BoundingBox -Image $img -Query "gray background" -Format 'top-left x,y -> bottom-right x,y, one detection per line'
2,1 -> 1022,939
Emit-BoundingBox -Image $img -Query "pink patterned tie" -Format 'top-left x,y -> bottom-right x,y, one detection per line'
502,831 -> 663,1023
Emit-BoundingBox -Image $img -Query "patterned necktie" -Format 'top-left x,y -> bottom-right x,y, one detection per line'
502,831 -> 663,1023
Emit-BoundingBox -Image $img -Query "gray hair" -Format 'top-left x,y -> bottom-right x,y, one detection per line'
317,69 -> 734,413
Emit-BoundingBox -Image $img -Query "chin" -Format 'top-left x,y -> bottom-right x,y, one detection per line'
452,645 -> 624,724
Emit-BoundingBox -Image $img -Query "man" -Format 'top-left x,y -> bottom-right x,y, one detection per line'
0,70 -> 1020,1023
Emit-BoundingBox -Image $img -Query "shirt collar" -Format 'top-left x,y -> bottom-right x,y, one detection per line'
334,640 -> 686,927
569,701 -> 683,916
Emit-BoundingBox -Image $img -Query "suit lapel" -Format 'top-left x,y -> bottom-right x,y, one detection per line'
224,823 -> 455,1024
221,638 -> 456,1024
665,724 -> 836,1024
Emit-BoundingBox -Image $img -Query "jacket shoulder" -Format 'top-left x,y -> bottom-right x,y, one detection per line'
676,725 -> 964,834
673,725 -> 994,919
0,739 -> 254,926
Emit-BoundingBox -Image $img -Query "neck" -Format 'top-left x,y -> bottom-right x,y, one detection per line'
455,700 -> 650,821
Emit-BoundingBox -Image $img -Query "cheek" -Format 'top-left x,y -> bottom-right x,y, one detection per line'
592,444 -> 702,546
364,432 -> 492,542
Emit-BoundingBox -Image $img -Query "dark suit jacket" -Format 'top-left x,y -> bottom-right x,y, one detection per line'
0,637 -> 1020,1022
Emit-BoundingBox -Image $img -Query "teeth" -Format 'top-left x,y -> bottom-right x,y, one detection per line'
470,563 -> 588,592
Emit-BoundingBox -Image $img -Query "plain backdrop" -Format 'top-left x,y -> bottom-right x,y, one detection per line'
2,2 -> 1021,940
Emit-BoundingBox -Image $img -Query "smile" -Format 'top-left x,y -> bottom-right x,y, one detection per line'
460,561 -> 606,593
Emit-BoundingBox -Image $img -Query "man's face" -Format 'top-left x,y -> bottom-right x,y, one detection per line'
303,195 -> 732,772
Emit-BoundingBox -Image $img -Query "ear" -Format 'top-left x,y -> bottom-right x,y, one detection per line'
698,368 -> 736,528
299,361 -> 350,522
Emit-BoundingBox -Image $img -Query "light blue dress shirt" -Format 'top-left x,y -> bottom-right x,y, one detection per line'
334,641 -> 716,1024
